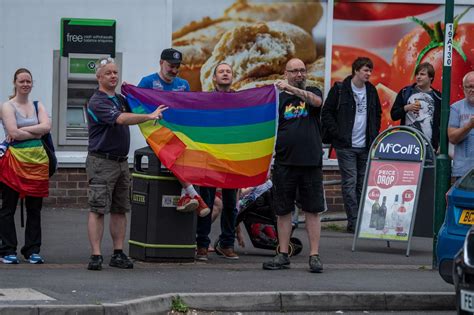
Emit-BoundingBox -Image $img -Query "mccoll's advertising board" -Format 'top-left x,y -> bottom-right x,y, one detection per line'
355,127 -> 427,244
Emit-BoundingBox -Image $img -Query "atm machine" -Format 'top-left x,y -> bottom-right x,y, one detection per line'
52,16 -> 119,150
52,51 -> 122,150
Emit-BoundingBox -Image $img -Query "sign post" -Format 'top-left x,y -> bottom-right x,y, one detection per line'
352,126 -> 435,256
433,0 -> 454,269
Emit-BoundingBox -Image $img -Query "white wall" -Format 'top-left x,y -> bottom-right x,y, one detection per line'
0,0 -> 172,162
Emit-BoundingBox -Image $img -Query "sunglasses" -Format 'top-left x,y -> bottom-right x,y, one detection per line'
99,57 -> 114,66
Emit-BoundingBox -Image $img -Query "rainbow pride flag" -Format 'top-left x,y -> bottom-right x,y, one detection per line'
122,84 -> 278,188
0,139 -> 49,197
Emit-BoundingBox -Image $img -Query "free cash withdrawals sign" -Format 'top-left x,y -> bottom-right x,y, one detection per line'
61,18 -> 116,57
357,129 -> 424,242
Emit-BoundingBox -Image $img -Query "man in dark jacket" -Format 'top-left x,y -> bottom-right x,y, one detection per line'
321,57 -> 381,233
391,62 -> 441,151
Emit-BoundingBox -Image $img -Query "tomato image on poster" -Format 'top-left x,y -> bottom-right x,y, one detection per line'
358,160 -> 422,241
331,2 -> 474,136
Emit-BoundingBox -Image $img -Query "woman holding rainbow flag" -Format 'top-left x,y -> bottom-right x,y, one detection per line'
0,68 -> 51,265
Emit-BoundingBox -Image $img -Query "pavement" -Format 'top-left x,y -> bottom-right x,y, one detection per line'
0,207 -> 456,314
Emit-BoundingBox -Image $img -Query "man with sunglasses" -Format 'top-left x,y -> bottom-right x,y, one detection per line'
448,71 -> 474,179
262,58 -> 325,273
86,58 -> 167,271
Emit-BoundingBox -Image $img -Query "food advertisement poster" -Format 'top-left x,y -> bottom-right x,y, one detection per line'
358,160 -> 422,241
172,0 -> 327,92
172,0 -> 474,159
332,2 -> 474,132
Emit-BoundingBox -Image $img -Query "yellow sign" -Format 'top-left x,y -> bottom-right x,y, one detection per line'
132,193 -> 146,205
459,210 -> 474,225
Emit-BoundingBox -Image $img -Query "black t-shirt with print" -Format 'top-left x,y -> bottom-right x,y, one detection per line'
275,86 -> 323,166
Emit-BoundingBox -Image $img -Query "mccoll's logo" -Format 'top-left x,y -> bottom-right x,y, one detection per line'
378,143 -> 420,155
373,131 -> 422,161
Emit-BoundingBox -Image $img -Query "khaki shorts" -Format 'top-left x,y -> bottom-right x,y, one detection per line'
86,154 -> 131,214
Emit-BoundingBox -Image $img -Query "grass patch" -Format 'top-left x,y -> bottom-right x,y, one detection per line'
171,296 -> 189,313
322,223 -> 345,232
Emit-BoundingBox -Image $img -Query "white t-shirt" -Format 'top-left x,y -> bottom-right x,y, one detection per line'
351,82 -> 367,148
406,90 -> 435,143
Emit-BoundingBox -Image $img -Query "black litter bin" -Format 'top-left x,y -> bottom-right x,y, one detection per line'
129,146 -> 196,262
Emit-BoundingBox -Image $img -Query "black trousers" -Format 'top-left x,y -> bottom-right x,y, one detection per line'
197,187 -> 237,249
0,185 -> 43,258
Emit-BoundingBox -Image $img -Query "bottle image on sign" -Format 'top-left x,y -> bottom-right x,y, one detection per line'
388,194 -> 400,229
376,196 -> 387,231
395,200 -> 408,236
369,196 -> 381,228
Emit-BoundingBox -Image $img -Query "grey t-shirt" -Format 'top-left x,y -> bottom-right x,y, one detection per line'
448,98 -> 474,177
2,101 -> 39,136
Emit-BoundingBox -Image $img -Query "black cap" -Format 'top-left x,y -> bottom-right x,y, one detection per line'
161,48 -> 183,64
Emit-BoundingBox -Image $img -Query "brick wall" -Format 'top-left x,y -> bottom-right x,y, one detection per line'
45,168 -> 89,207
45,168 -> 345,210
323,169 -> 344,212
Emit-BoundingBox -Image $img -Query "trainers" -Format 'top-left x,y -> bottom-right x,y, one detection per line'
309,254 -> 323,273
193,195 -> 211,217
87,255 -> 103,271
2,255 -> 19,264
262,253 -> 290,270
27,254 -> 44,264
216,244 -> 239,260
196,247 -> 208,261
176,195 -> 199,212
109,252 -> 133,269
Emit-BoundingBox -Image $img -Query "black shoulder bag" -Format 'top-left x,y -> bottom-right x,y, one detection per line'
33,101 -> 57,177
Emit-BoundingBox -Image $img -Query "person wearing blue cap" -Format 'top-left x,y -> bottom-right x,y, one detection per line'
138,48 -> 210,218
138,48 -> 190,92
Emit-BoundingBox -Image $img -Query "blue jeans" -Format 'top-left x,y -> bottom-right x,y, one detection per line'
336,148 -> 369,228
196,187 -> 237,249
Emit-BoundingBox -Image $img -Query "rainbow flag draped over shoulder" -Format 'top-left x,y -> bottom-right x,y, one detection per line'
122,84 -> 278,189
0,139 -> 49,197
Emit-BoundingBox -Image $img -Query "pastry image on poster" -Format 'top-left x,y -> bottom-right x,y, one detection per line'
172,0 -> 327,92
358,160 -> 421,241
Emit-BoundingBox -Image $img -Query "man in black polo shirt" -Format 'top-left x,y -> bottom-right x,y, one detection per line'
86,58 -> 167,271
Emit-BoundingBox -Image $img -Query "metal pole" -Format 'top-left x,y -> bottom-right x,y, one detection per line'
433,0 -> 454,269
